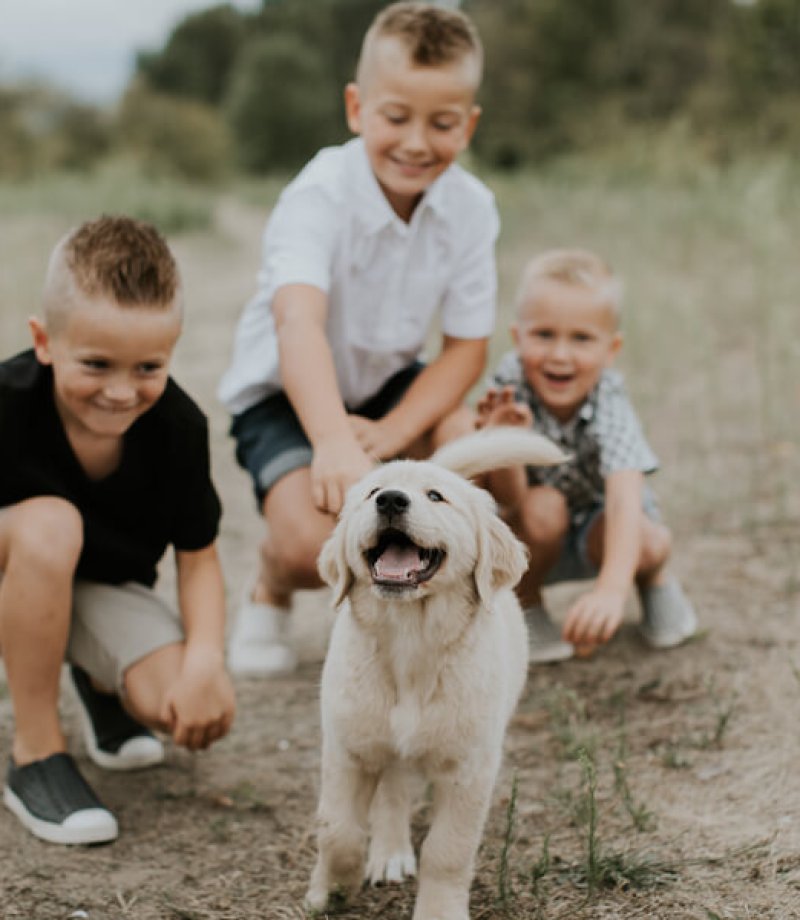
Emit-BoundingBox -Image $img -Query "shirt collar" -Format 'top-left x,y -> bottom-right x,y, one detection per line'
349,137 -> 452,234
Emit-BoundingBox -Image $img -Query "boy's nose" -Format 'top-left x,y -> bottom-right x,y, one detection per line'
403,120 -> 428,152
103,379 -> 136,403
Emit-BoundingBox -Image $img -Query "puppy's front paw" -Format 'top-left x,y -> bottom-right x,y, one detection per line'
306,881 -> 351,913
366,846 -> 417,885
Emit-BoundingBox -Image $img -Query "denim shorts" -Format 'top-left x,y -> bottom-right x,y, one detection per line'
230,362 -> 425,505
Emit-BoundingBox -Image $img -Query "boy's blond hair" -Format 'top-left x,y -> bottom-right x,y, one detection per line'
516,248 -> 623,324
42,215 -> 181,330
356,1 -> 483,87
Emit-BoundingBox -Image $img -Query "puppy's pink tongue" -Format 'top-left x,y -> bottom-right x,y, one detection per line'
374,545 -> 422,581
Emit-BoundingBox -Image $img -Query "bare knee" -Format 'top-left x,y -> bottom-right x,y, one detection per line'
8,497 -> 83,576
124,643 -> 181,729
638,521 -> 672,576
262,520 -> 331,588
520,487 -> 569,552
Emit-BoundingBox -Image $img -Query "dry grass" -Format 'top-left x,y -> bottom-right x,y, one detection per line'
1,158 -> 800,918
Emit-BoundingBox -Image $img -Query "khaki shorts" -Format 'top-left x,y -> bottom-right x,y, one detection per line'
66,581 -> 184,693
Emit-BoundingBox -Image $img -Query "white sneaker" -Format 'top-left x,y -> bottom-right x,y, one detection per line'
639,577 -> 697,649
227,599 -> 298,676
524,605 -> 574,664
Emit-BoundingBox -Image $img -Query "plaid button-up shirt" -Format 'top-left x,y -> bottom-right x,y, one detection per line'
489,353 -> 659,522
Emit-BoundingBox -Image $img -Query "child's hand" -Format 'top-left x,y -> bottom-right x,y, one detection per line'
312,433 -> 374,515
562,586 -> 627,655
476,386 -> 533,430
161,647 -> 236,751
348,415 -> 403,462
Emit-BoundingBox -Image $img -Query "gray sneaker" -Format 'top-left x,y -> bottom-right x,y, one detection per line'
524,605 -> 574,664
638,577 -> 697,649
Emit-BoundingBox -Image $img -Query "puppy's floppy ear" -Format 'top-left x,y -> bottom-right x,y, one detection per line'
318,525 -> 354,608
473,510 -> 528,609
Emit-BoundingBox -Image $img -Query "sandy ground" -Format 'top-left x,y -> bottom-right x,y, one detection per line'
1,199 -> 800,919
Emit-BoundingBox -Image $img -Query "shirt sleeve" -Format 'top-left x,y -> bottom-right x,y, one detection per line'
439,190 -> 500,340
259,181 -> 342,296
169,411 -> 222,552
593,374 -> 659,476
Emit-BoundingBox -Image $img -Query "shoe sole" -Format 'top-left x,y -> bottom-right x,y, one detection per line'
639,626 -> 696,650
75,705 -> 165,772
3,786 -> 118,845
71,673 -> 166,772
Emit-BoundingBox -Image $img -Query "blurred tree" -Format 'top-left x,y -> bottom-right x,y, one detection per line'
469,0 -> 727,165
225,31 -> 344,172
118,84 -> 232,182
0,89 -> 38,178
0,86 -> 112,178
136,4 -> 247,105
52,104 -> 113,170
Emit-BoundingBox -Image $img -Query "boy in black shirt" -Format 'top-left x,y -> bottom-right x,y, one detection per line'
0,216 -> 235,845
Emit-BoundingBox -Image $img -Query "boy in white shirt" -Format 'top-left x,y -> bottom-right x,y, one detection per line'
219,1 -> 498,674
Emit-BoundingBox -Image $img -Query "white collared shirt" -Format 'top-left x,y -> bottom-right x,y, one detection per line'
218,138 -> 499,415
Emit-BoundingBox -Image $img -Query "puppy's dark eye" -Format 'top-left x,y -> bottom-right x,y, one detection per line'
366,487 -> 380,499
427,489 -> 445,503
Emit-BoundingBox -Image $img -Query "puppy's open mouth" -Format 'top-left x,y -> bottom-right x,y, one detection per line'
366,528 -> 444,589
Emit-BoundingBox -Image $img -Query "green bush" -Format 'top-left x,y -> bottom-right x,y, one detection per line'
225,32 -> 344,173
116,84 -> 232,183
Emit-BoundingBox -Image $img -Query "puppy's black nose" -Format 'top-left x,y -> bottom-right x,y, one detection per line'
375,489 -> 410,517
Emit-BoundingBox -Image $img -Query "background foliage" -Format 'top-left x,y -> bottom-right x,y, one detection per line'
1,0 -> 799,181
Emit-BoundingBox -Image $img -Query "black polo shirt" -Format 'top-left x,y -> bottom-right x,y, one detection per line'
0,350 -> 221,587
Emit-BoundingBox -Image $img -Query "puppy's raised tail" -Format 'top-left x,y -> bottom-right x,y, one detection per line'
431,427 -> 567,480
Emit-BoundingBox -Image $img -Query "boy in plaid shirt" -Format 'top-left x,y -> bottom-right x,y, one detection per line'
478,249 -> 696,661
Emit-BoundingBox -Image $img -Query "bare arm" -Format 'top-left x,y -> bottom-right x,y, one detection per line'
350,336 -> 488,460
162,544 -> 235,750
563,469 -> 643,646
273,283 -> 373,513
475,385 -> 534,515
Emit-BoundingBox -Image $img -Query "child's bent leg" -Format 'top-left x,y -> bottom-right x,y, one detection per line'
516,486 -> 570,606
124,641 -> 234,752
0,500 -> 118,845
230,468 -> 334,677
584,512 -> 696,649
67,581 -> 185,768
635,519 -> 696,648
0,498 -> 81,764
259,468 -> 335,602
515,487 -> 574,664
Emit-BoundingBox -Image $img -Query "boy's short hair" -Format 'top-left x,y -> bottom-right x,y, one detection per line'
356,1 -> 483,86
42,215 -> 181,330
516,248 -> 623,324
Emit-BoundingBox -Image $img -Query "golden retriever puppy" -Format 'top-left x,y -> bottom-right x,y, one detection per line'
306,428 -> 565,920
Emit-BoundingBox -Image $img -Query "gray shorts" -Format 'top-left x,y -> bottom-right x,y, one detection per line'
67,581 -> 184,693
544,491 -> 661,586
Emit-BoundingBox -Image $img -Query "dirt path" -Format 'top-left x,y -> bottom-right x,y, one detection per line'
1,201 -> 800,919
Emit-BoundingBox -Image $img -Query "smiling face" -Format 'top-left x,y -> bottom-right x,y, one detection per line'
345,36 -> 480,221
30,296 -> 181,442
513,278 -> 622,423
319,455 -> 528,623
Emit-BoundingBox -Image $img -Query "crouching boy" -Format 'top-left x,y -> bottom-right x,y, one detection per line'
478,248 -> 697,662
0,216 -> 235,845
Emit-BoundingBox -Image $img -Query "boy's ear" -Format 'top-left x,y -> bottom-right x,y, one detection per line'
605,331 -> 624,366
29,317 -> 53,365
344,83 -> 362,135
463,104 -> 482,148
510,321 -> 520,348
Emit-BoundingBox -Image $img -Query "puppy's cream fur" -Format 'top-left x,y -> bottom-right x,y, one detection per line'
306,429 -> 565,920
